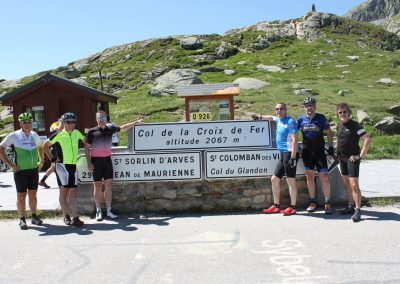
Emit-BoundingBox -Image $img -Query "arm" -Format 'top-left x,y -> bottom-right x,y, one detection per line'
37,145 -> 45,171
85,142 -> 94,172
0,145 -> 19,172
258,115 -> 275,122
359,133 -> 371,159
290,133 -> 299,158
42,140 -> 54,161
325,128 -> 334,148
120,118 -> 144,132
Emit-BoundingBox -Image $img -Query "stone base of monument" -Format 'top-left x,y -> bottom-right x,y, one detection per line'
77,167 -> 349,215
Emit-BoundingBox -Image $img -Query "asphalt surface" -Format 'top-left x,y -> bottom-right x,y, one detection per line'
1,160 -> 399,211
1,160 -> 400,283
0,207 -> 400,283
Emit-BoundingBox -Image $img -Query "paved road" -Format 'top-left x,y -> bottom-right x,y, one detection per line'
0,206 -> 399,283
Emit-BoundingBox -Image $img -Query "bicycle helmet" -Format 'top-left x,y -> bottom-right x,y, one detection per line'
61,112 -> 77,122
303,97 -> 316,105
18,112 -> 33,122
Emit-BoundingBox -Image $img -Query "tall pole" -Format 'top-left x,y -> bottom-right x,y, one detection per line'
99,68 -> 104,91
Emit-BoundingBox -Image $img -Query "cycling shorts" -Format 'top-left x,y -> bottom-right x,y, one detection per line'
302,148 -> 328,172
91,156 -> 113,182
338,156 -> 360,177
55,164 -> 78,188
14,168 -> 39,193
273,152 -> 297,179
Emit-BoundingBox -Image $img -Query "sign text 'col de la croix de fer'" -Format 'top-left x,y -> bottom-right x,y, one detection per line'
133,120 -> 272,151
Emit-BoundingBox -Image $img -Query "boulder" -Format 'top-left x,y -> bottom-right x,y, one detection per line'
376,78 -> 397,85
374,117 -> 400,134
388,105 -> 400,116
347,56 -> 359,61
199,66 -> 224,73
256,64 -> 285,73
149,69 -> 203,96
60,69 -> 81,79
357,110 -> 372,124
179,37 -> 203,50
292,89 -> 318,96
224,69 -> 236,76
215,42 -> 239,59
233,78 -> 269,90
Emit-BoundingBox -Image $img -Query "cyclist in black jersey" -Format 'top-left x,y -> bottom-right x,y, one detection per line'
336,103 -> 371,222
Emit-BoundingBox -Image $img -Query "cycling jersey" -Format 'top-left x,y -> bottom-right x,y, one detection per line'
48,129 -> 85,164
337,119 -> 367,157
86,125 -> 120,157
274,115 -> 298,152
0,129 -> 41,170
297,113 -> 330,152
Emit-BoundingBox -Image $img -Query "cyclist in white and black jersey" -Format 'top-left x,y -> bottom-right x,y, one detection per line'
0,113 -> 45,230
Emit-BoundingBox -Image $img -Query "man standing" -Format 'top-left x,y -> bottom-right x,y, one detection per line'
43,112 -> 85,227
336,103 -> 371,222
85,110 -> 143,221
260,102 -> 299,216
0,113 -> 44,230
297,97 -> 335,214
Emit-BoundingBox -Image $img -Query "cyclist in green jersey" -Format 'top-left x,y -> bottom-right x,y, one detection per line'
0,113 -> 45,230
43,112 -> 86,227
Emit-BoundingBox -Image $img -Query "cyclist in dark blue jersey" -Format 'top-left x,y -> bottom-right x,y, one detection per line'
260,102 -> 299,216
297,97 -> 334,214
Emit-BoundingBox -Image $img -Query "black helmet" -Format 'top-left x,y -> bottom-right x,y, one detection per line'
61,112 -> 77,122
303,97 -> 316,105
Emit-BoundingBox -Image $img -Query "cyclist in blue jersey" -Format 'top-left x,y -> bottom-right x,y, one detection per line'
0,113 -> 45,230
297,97 -> 334,214
260,102 -> 299,216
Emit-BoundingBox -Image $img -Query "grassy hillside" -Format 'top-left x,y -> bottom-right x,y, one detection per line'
1,17 -> 400,159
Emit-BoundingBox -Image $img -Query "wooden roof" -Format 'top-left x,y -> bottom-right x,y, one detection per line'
0,72 -> 118,105
178,83 -> 240,97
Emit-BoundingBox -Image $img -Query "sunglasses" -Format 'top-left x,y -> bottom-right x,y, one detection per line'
21,121 -> 32,124
96,116 -> 108,121
275,107 -> 285,111
304,104 -> 315,108
338,110 -> 348,115
65,121 -> 75,125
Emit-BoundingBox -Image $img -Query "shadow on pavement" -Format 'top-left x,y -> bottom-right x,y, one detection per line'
361,209 -> 400,221
30,223 -> 94,236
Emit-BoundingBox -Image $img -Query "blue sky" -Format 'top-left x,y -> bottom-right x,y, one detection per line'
1,0 -> 365,80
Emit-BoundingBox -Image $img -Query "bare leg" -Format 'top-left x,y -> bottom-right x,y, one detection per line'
28,190 -> 38,214
59,187 -> 69,216
305,170 -> 316,199
286,177 -> 297,206
93,181 -> 104,209
341,175 -> 354,205
319,172 -> 331,201
103,179 -> 113,208
349,177 -> 362,209
68,188 -> 78,218
17,192 -> 27,218
271,175 -> 281,204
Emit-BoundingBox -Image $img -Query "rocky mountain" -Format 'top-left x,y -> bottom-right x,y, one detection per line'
345,0 -> 400,36
345,0 -> 400,22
